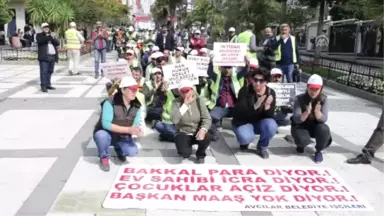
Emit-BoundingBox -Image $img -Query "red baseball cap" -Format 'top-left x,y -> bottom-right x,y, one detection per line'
307,74 -> 323,89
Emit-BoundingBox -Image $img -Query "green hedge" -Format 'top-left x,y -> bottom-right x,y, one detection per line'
301,65 -> 384,96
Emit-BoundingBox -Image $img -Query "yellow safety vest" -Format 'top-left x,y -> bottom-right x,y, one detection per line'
144,81 -> 154,105
129,59 -> 140,69
230,35 -> 238,43
237,30 -> 257,59
208,67 -> 244,110
275,35 -> 297,63
161,90 -> 175,124
138,77 -> 145,93
65,29 -> 81,49
193,83 -> 210,106
136,92 -> 145,107
145,64 -> 154,81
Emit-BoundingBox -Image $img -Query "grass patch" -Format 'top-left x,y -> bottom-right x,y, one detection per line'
301,65 -> 345,80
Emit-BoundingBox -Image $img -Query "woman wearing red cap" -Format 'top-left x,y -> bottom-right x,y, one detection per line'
291,74 -> 332,163
171,80 -> 212,164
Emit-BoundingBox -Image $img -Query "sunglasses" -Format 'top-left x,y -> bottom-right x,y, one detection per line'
223,66 -> 232,69
154,72 -> 162,75
253,78 -> 265,83
272,74 -> 282,78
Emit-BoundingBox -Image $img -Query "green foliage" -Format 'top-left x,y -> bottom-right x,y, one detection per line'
151,0 -> 169,23
285,4 -> 316,28
184,0 -> 225,40
0,0 -> 14,24
329,0 -> 366,21
225,0 -> 281,32
364,0 -> 384,24
26,0 -> 74,35
151,0 -> 183,24
26,0 -> 128,35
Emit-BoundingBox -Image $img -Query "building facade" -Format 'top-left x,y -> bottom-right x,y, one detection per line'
3,0 -> 27,38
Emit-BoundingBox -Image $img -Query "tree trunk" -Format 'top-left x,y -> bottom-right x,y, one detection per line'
169,4 -> 176,29
315,0 -> 326,59
281,0 -> 287,22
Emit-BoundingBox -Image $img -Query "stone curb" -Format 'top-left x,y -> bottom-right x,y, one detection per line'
301,72 -> 383,105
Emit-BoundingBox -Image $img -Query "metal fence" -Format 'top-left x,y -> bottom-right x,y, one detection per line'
301,55 -> 384,95
0,44 -> 92,62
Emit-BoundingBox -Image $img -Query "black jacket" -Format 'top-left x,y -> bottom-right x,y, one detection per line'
232,85 -> 276,126
155,33 -> 174,51
36,32 -> 60,62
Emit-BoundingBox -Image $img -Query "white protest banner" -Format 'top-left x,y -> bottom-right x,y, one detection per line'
187,55 -> 210,77
102,62 -> 131,80
162,63 -> 198,90
102,165 -> 373,212
213,42 -> 246,67
267,83 -> 297,106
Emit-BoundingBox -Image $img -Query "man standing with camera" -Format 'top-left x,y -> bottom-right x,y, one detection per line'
274,24 -> 300,83
36,23 -> 60,93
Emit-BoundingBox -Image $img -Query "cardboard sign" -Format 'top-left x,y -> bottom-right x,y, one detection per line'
102,165 -> 373,212
102,62 -> 131,80
162,63 -> 198,90
213,42 -> 246,66
187,55 -> 210,77
267,83 -> 297,106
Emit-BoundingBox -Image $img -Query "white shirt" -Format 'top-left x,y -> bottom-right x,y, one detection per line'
47,42 -> 56,55
283,38 -> 288,43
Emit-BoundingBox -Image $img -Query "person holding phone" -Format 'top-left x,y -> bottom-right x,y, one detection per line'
290,74 -> 332,164
36,23 -> 60,92
91,21 -> 109,79
171,80 -> 212,164
232,67 -> 278,159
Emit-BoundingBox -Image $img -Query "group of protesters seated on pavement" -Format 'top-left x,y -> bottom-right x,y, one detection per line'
92,41 -> 332,172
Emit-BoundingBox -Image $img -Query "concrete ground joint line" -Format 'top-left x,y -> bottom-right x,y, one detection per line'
14,112 -> 99,216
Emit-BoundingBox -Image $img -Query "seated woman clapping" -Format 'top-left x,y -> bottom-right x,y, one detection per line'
232,68 -> 278,159
171,80 -> 212,164
291,74 -> 332,163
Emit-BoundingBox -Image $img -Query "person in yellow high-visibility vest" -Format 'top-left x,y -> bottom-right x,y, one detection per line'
228,27 -> 238,43
274,23 -> 300,83
237,23 -> 260,59
142,67 -> 168,122
154,89 -> 179,142
206,56 -> 249,140
65,22 -> 84,75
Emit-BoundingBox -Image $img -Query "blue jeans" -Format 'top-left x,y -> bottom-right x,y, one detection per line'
93,130 -> 138,158
280,64 -> 294,83
232,118 -> 278,151
155,122 -> 176,141
274,111 -> 290,126
39,55 -> 55,86
106,40 -> 112,52
94,49 -> 107,73
210,106 -> 231,128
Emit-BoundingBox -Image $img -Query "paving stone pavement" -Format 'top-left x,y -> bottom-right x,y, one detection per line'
0,52 -> 383,216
